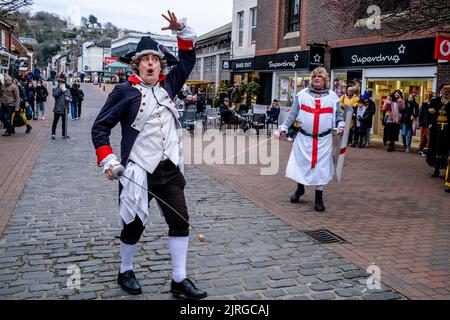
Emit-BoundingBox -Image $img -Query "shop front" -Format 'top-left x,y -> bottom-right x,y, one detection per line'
331,37 -> 438,135
0,49 -> 16,75
254,51 -> 311,107
226,57 -> 256,86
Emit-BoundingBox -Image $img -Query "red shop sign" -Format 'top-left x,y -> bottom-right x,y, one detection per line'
434,36 -> 450,61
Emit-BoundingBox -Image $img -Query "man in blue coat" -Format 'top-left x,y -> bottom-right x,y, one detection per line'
91,11 -> 206,299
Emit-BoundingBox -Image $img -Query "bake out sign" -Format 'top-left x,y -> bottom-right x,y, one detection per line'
434,36 -> 450,60
235,61 -> 252,69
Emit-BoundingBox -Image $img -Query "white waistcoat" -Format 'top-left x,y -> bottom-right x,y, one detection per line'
128,83 -> 184,175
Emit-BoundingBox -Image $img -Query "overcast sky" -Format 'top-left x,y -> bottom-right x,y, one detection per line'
31,0 -> 233,36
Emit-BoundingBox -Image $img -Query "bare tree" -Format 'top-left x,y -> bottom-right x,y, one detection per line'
81,16 -> 89,28
322,0 -> 450,35
0,0 -> 33,21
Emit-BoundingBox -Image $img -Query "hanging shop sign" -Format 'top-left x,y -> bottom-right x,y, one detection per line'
309,45 -> 325,71
434,36 -> 450,61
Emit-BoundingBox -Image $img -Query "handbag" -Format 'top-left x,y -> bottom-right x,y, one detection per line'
11,111 -> 26,127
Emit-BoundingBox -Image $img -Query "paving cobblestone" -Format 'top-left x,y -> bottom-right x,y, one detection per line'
0,84 -> 404,300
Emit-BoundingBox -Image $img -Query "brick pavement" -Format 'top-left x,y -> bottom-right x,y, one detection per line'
0,84 -> 54,235
0,83 -> 403,300
195,127 -> 450,300
97,83 -> 448,299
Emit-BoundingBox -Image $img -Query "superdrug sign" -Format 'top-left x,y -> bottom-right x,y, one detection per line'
255,51 -> 309,71
331,38 -> 436,68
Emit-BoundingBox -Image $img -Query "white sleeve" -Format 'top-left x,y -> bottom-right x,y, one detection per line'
100,154 -> 121,173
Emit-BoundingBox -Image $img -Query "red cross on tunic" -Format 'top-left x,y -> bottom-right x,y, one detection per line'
300,99 -> 333,169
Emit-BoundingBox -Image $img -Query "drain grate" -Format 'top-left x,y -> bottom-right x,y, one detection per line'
304,229 -> 346,244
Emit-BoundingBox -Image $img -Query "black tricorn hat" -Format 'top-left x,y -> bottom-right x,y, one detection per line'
120,36 -> 178,68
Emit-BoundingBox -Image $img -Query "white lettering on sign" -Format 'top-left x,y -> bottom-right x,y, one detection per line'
351,54 -> 401,65
440,40 -> 450,57
235,62 -> 252,69
268,60 -> 296,69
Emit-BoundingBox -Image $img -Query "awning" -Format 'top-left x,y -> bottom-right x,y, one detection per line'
186,80 -> 213,85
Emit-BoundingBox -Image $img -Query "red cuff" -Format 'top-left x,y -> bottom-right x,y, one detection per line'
96,145 -> 113,166
177,37 -> 193,51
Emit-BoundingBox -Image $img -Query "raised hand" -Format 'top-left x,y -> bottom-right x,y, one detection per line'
161,10 -> 184,31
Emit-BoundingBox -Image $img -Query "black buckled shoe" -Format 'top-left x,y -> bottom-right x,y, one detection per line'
117,270 -> 142,295
290,183 -> 305,203
170,278 -> 207,300
315,190 -> 325,212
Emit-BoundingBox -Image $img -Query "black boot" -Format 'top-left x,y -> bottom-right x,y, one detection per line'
117,270 -> 142,295
25,125 -> 32,134
315,190 -> 325,212
171,278 -> 207,300
431,169 -> 440,178
290,183 -> 305,203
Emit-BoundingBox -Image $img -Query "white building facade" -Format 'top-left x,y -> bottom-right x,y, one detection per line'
231,0 -> 257,59
111,32 -> 178,60
78,41 -> 111,73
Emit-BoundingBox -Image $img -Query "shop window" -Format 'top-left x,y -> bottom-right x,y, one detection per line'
237,11 -> 244,47
212,57 -> 216,73
204,56 -> 212,72
288,0 -> 300,32
250,8 -> 257,45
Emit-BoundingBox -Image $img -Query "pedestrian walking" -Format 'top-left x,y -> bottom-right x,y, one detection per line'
35,79 -> 49,120
417,92 -> 433,156
382,90 -> 405,152
77,83 -> 84,119
91,10 -> 206,299
51,77 -> 71,139
70,83 -> 80,120
400,94 -> 419,153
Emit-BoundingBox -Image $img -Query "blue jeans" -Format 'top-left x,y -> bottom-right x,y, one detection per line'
70,102 -> 78,119
401,123 -> 413,147
1,106 -> 14,132
36,102 -> 45,118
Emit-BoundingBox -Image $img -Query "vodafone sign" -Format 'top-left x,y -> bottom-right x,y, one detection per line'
435,36 -> 450,60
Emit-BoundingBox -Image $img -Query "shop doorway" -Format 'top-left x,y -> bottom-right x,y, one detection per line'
366,79 -> 433,135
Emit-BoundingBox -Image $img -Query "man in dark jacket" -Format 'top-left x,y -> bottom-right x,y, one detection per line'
359,91 -> 375,147
219,97 -> 249,132
51,77 -> 71,139
427,85 -> 450,178
91,11 -> 206,299
417,92 -> 433,156
77,84 -> 84,119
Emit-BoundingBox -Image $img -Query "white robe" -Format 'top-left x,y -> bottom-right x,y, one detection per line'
283,88 -> 342,186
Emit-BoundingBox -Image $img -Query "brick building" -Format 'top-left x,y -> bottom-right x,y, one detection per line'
250,0 -> 450,134
0,20 -> 34,79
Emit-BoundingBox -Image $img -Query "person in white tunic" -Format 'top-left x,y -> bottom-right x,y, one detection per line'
275,67 -> 345,211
